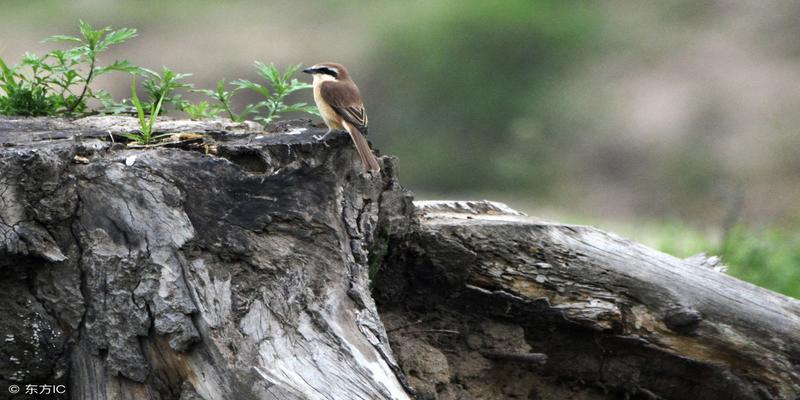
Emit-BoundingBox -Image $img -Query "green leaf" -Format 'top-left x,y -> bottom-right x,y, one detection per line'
284,102 -> 319,115
43,35 -> 83,44
193,88 -> 215,97
95,90 -> 132,115
120,132 -> 145,142
255,61 -> 281,84
254,115 -> 274,127
232,79 -> 270,98
98,28 -> 137,51
284,80 -> 312,95
148,87 -> 166,138
241,103 -> 262,114
78,20 -> 109,49
95,60 -> 141,76
0,57 -> 19,90
130,77 -> 148,139
283,63 -> 303,82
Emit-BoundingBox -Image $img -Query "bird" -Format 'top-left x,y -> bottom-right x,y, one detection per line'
302,63 -> 381,173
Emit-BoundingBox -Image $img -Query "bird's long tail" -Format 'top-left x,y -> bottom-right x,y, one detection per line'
344,122 -> 380,172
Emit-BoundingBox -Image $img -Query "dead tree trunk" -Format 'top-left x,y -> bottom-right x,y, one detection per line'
374,201 -> 800,399
0,116 -> 414,399
1,117 -> 799,400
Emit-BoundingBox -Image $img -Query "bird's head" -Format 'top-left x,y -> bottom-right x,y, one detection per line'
302,63 -> 349,83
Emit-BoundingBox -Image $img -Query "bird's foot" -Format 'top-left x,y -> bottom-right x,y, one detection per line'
313,130 -> 329,146
312,134 -> 330,147
313,129 -> 344,146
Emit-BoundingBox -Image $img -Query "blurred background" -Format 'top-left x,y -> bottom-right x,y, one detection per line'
1,0 -> 798,297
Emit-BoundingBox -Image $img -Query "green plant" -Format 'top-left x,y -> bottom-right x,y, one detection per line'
183,101 -> 220,120
120,67 -> 192,144
651,220 -> 800,299
141,67 -> 192,113
99,66 -> 191,116
0,57 -> 54,116
123,77 -> 167,145
232,62 -> 318,127
194,79 -> 259,122
2,21 -> 315,128
0,20 -> 139,116
717,224 -> 800,299
46,20 -> 139,114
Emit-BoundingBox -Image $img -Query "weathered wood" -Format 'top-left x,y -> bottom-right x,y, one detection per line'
375,200 -> 800,399
3,116 -> 800,400
0,116 -> 413,399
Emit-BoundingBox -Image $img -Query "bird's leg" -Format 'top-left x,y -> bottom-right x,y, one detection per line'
313,128 -> 336,143
314,128 -> 348,145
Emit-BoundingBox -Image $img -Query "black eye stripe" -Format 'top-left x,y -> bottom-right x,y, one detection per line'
318,67 -> 338,77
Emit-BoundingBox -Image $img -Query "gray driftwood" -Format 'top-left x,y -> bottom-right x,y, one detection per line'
1,116 -> 799,400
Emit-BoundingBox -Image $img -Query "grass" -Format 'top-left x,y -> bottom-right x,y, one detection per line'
123,76 -> 165,145
643,220 -> 800,299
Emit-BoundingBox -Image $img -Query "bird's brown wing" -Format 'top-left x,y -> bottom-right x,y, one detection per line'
319,80 -> 368,134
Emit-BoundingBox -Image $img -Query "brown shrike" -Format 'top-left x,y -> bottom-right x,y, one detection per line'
302,63 -> 381,172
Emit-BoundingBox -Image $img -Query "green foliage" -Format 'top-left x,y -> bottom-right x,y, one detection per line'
0,57 -> 55,116
120,67 -> 194,144
192,63 -> 319,126
231,62 -> 318,127
1,21 -> 316,127
193,79 -> 259,122
122,77 -> 166,145
141,67 -> 192,113
654,221 -> 800,299
183,101 -> 220,120
718,225 -> 800,299
0,20 -> 139,116
96,66 -> 192,117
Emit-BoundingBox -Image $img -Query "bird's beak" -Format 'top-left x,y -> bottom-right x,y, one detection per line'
302,67 -> 315,74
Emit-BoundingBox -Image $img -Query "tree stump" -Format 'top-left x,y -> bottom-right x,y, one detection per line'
1,117 -> 798,400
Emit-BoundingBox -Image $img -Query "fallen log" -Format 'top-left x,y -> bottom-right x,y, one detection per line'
374,200 -> 800,399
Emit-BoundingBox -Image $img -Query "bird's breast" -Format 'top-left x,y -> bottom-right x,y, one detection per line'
313,84 -> 343,130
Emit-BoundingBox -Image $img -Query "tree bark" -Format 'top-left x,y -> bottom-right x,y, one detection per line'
374,200 -> 800,399
2,117 -> 799,400
0,116 -> 414,399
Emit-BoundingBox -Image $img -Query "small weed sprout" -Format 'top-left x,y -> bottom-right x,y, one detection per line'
122,67 -> 189,145
183,101 -> 220,120
194,79 -> 259,122
123,77 -> 166,145
99,67 -> 192,117
231,62 -> 319,127
141,67 -> 193,113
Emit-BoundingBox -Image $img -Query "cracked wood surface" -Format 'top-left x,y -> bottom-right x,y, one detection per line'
375,200 -> 800,399
3,116 -> 800,400
0,116 -> 413,400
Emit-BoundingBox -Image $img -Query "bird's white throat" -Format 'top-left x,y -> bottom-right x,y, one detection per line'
312,74 -> 337,85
